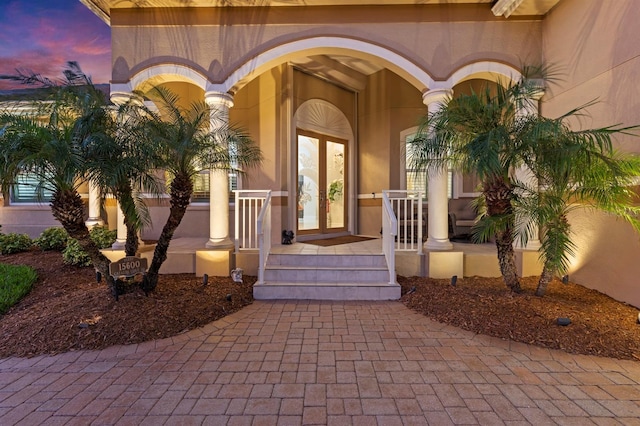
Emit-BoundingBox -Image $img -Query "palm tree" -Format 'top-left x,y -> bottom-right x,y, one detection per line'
134,86 -> 263,292
515,109 -> 640,296
410,69 -> 544,292
81,97 -> 163,257
0,64 -> 118,294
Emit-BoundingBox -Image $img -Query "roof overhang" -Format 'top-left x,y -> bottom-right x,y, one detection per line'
80,0 -> 561,25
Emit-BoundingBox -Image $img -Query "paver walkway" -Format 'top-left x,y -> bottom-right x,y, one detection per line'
1,301 -> 640,425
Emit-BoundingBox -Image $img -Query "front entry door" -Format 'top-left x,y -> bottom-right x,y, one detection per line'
296,130 -> 347,235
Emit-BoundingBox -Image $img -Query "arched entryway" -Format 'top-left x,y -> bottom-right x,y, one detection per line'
294,99 -> 354,238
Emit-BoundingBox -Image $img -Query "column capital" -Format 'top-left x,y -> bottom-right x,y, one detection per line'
204,91 -> 234,109
110,91 -> 144,106
422,88 -> 453,108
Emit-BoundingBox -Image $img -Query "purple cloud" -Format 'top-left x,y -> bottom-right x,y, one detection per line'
0,0 -> 111,90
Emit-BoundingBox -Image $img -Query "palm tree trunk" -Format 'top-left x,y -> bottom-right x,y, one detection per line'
50,188 -> 117,296
495,227 -> 521,293
142,173 -> 193,293
535,263 -> 554,297
484,176 -> 521,293
124,220 -> 139,257
116,190 -> 139,257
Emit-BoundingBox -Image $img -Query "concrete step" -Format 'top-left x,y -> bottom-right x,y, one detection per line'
253,282 -> 401,300
267,253 -> 386,268
263,265 -> 389,283
256,251 -> 397,300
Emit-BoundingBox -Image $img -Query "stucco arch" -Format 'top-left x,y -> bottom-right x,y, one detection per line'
208,36 -> 437,95
112,49 -> 523,102
111,64 -> 209,94
445,61 -> 522,88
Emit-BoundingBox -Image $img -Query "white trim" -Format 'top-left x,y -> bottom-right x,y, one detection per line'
123,64 -> 209,93
212,37 -> 436,94
492,0 -> 525,17
445,61 -> 522,88
452,172 -> 482,199
399,126 -> 420,191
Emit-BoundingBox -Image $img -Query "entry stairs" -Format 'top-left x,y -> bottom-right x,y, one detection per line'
253,247 -> 401,300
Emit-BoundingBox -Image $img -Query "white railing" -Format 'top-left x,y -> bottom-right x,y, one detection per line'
383,190 -> 424,254
234,190 -> 272,284
381,191 -> 398,285
234,190 -> 270,251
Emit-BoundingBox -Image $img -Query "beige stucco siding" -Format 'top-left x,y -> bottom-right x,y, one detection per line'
542,0 -> 640,153
110,5 -> 542,88
542,0 -> 640,308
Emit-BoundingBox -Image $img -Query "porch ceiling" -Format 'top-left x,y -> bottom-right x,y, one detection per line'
81,0 -> 562,24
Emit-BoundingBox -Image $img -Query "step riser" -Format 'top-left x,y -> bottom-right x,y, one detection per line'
254,284 -> 401,301
267,254 -> 386,268
259,252 -> 397,300
264,269 -> 389,283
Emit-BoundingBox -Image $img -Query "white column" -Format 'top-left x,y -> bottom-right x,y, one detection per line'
112,202 -> 126,249
85,182 -> 103,228
204,91 -> 234,249
110,91 -> 143,250
514,90 -> 544,250
422,88 -> 454,251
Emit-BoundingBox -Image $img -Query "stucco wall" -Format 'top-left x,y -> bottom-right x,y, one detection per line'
542,0 -> 640,153
543,0 -> 640,308
109,5 -> 542,89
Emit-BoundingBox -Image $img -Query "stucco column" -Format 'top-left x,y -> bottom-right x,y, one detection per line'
204,91 -> 234,249
85,182 -> 103,228
109,91 -> 143,250
422,88 -> 454,251
515,90 -> 544,250
112,202 -> 126,249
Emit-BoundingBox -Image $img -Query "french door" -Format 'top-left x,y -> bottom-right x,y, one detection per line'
296,130 -> 347,235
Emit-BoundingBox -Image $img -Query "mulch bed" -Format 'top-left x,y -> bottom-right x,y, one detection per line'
399,275 -> 640,360
0,249 -> 254,358
1,249 -> 640,360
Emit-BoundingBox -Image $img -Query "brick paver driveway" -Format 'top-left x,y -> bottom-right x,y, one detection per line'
1,301 -> 639,425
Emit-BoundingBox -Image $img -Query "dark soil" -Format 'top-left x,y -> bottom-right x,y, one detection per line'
0,249 -> 254,358
1,249 -> 640,360
399,275 -> 640,360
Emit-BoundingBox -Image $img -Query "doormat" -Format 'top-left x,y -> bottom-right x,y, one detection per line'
302,235 -> 375,247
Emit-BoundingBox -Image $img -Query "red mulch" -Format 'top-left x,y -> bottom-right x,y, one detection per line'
1,249 -> 640,360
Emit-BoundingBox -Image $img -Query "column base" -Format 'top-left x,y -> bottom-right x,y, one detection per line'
423,237 -> 453,251
424,250 -> 464,279
206,237 -> 234,249
111,240 -> 126,250
196,248 -> 235,277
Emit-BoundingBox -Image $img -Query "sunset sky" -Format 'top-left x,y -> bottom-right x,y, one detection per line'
0,0 -> 111,90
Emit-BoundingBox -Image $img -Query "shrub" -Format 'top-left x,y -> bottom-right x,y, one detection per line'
0,263 -> 38,314
62,238 -> 91,266
90,226 -> 117,249
34,227 -> 69,251
62,226 -> 117,266
0,233 -> 33,255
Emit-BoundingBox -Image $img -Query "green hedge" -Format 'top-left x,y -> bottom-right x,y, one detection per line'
0,263 -> 38,314
0,233 -> 33,255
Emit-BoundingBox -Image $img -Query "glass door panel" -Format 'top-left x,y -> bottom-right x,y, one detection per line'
297,134 -> 320,232
297,131 -> 348,235
326,140 -> 345,230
